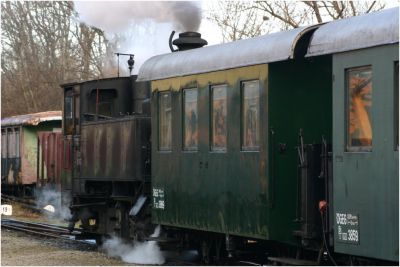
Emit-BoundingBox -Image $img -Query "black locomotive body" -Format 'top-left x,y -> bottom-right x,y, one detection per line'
61,76 -> 153,240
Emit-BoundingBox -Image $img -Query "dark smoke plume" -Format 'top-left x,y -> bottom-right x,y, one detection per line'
74,1 -> 203,75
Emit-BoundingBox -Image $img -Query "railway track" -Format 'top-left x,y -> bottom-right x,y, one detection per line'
1,194 -> 44,213
1,218 -> 261,265
1,218 -> 95,246
1,218 -> 200,265
1,194 -> 58,217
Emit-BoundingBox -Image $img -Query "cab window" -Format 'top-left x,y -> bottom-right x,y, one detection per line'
89,89 -> 117,117
346,66 -> 372,151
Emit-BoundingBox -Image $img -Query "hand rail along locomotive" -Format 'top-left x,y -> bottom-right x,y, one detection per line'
60,8 -> 399,265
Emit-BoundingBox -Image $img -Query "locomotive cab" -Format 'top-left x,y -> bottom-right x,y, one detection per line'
61,75 -> 152,240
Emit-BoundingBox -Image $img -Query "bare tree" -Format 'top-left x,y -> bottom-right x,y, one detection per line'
207,1 -> 270,42
255,1 -> 386,30
207,1 -> 386,42
1,1 -> 114,117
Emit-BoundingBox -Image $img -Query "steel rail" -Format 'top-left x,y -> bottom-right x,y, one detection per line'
1,195 -> 44,213
2,218 -> 77,233
1,196 -> 58,216
1,194 -> 36,205
1,219 -> 93,246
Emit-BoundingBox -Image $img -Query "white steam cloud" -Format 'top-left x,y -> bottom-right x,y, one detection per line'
102,225 -> 165,265
74,1 -> 202,33
36,185 -> 72,221
74,1 -> 203,75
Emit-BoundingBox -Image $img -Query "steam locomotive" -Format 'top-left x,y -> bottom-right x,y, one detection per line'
61,8 -> 399,265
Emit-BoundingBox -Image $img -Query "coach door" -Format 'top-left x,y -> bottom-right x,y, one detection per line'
332,45 -> 398,261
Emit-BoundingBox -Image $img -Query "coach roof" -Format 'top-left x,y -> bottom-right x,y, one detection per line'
1,111 -> 62,127
137,26 -> 317,81
306,7 -> 399,57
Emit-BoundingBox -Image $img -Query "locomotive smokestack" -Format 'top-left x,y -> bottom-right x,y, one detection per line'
170,31 -> 207,52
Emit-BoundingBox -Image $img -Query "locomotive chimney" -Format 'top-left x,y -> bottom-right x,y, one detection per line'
169,31 -> 208,52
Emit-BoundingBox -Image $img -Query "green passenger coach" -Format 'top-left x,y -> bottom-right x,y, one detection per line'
1,111 -> 62,196
139,25 -> 333,245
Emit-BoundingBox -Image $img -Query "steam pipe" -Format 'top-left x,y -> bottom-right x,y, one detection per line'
169,31 -> 178,52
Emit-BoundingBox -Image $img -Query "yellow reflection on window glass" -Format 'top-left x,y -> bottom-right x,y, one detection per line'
347,67 -> 372,149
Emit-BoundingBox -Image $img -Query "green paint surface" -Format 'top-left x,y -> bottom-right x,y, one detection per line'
151,59 -> 332,245
268,57 -> 332,243
332,44 -> 399,262
22,122 -> 61,183
151,65 -> 269,239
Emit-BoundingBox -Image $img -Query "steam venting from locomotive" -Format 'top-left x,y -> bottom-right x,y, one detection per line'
36,186 -> 72,221
74,1 -> 203,74
102,225 -> 165,264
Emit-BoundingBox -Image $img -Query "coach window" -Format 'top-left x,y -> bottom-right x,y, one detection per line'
7,129 -> 16,158
14,128 -> 20,157
159,91 -> 172,151
241,80 -> 260,151
395,62 -> 399,151
346,66 -> 372,151
1,129 -> 7,158
211,85 -> 227,151
183,88 -> 198,151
